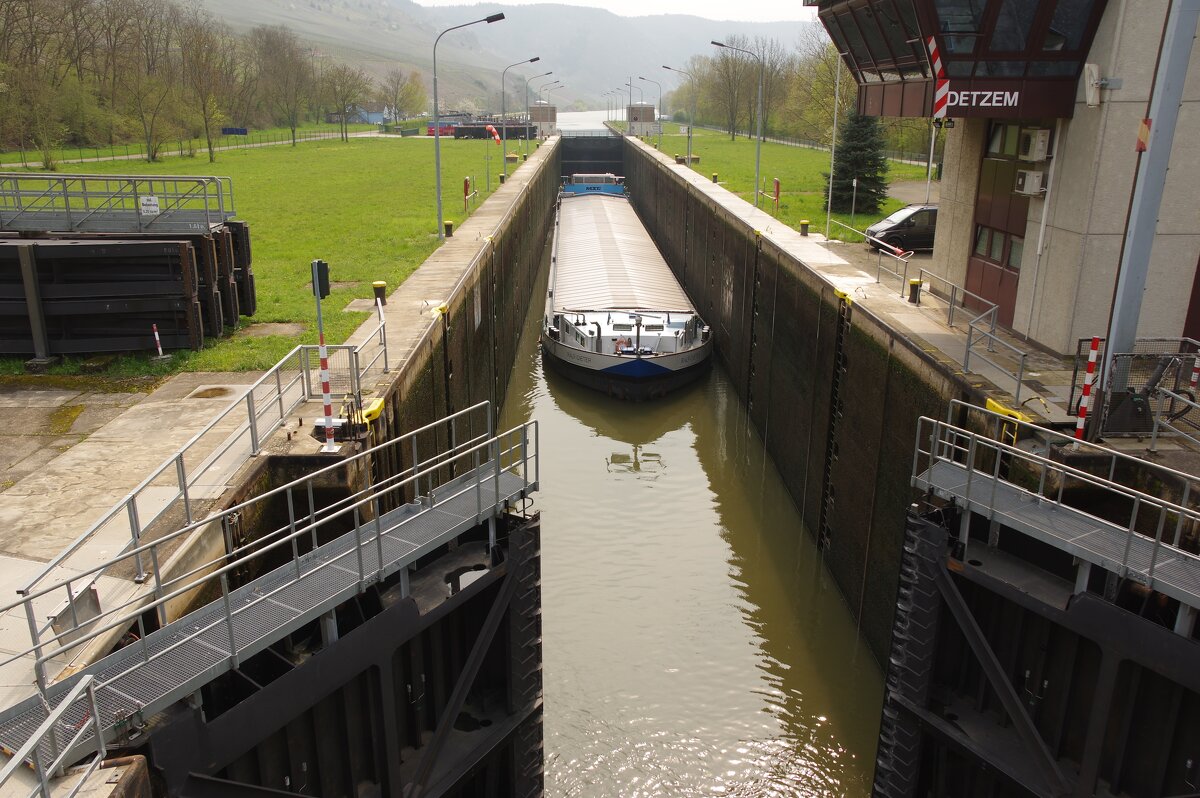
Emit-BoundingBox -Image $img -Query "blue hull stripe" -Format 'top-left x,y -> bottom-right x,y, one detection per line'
601,358 -> 672,377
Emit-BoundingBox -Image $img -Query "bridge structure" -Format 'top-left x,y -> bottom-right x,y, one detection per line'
0,401 -> 538,797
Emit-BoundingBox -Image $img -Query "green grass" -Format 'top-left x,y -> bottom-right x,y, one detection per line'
2,135 -> 523,375
0,123 -> 379,167
645,125 -> 929,240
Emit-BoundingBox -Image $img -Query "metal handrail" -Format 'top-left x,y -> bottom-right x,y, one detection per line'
964,315 -> 1027,403
1149,387 -> 1200,452
827,219 -> 915,287
2,402 -> 533,692
19,311 -> 388,601
914,415 -> 1200,585
0,414 -> 537,773
0,675 -> 106,798
915,268 -> 997,330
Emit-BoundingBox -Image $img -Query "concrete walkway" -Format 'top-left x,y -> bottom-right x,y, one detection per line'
0,138 -> 559,716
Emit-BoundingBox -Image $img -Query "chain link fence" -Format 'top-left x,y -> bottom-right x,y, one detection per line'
1069,338 -> 1200,435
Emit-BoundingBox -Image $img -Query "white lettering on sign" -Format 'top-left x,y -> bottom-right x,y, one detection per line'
946,90 -> 1020,109
139,195 -> 160,216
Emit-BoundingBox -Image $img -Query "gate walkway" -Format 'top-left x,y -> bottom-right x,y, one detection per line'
912,407 -> 1200,615
0,401 -> 538,786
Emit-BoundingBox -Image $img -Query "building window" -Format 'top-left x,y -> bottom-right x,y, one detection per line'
1045,0 -> 1096,51
989,0 -> 1039,51
989,229 -> 1006,261
975,226 -> 990,256
1008,237 -> 1024,270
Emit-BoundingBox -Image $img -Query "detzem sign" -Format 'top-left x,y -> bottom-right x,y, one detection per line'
947,89 -> 1021,109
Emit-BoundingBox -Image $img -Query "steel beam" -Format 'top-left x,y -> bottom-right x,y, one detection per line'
16,245 -> 48,360
932,563 -> 1071,797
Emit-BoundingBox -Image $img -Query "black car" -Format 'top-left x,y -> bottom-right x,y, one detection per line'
865,204 -> 938,252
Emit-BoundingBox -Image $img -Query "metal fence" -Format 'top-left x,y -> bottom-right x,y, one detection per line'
0,401 -> 538,772
0,128 -> 376,170
1067,338 -> 1200,435
18,307 -> 388,608
0,173 -> 235,235
915,403 -> 1200,593
0,675 -> 106,798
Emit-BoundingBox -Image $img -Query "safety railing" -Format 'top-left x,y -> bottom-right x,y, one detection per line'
913,410 -> 1200,585
0,173 -> 235,234
18,304 -> 388,605
964,314 -> 1027,404
0,675 -> 106,798
1149,387 -> 1200,452
827,220 -> 914,285
1,401 -> 536,696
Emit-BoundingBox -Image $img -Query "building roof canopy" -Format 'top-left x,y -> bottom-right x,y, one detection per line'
809,0 -> 1107,118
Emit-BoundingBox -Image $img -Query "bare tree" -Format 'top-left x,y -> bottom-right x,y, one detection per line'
323,63 -> 372,142
707,34 -> 755,140
252,25 -> 309,144
126,0 -> 179,161
179,7 -> 236,162
784,27 -> 856,146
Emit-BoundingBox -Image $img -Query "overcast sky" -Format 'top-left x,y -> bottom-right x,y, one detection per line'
414,0 -> 817,24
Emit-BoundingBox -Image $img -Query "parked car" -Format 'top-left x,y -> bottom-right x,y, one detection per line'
865,204 -> 938,252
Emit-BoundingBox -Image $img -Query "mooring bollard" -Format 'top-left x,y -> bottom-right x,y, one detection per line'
499,174 -> 506,184
800,219 -> 811,236
712,173 -> 718,183
908,278 -> 922,304
373,281 -> 387,306
444,221 -> 454,238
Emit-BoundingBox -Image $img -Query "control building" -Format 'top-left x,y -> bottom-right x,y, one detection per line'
808,0 -> 1200,354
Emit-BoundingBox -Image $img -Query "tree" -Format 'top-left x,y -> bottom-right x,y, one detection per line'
379,67 -> 425,123
784,32 -> 855,146
826,112 -> 889,214
179,8 -> 234,163
706,35 -> 754,140
252,25 -> 308,144
323,63 -> 372,142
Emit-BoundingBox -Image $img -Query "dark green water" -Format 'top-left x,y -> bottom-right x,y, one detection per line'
498,224 -> 883,798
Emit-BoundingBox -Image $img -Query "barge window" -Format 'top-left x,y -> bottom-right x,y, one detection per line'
645,324 -> 664,331
613,323 -> 633,332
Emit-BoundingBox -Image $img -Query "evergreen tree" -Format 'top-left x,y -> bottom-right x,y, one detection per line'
825,112 -> 889,215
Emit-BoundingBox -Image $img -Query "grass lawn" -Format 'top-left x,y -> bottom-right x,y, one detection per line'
644,125 -> 930,240
0,135 -> 523,376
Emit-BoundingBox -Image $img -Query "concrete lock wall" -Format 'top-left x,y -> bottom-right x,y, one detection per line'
374,144 -> 560,483
624,140 -> 967,658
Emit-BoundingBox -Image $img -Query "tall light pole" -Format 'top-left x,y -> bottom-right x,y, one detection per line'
712,39 -> 763,208
825,50 -> 848,240
663,65 -> 695,166
523,69 -> 551,150
502,56 -> 538,177
433,12 -> 504,241
638,76 -> 661,149
627,79 -> 643,103
536,78 -> 560,103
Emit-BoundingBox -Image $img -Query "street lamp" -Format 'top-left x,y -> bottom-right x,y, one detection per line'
712,39 -> 764,208
433,12 -> 505,241
627,79 -> 643,103
638,75 -> 662,149
663,65 -> 695,166
502,56 -> 539,177
524,70 -> 552,112
536,78 -> 560,103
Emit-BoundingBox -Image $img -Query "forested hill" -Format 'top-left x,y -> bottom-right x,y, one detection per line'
197,0 -> 813,108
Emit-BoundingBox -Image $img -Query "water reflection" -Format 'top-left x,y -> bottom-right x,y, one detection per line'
500,244 -> 882,797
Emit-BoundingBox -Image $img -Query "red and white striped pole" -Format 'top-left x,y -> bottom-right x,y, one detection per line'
312,259 -> 337,452
1075,336 -> 1101,440
152,323 -> 164,358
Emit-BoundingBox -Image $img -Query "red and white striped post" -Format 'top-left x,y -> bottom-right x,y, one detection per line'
1075,336 -> 1101,440
151,323 -> 165,358
312,259 -> 337,453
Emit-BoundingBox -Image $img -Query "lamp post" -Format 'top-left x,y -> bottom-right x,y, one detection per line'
663,65 -> 695,166
433,12 -> 505,241
638,76 -> 662,149
502,56 -> 539,177
712,39 -> 763,208
523,70 -> 551,151
536,78 -> 560,103
825,50 -> 848,240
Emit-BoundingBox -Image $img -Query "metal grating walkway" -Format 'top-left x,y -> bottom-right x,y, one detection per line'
0,465 -> 531,769
917,459 -> 1200,608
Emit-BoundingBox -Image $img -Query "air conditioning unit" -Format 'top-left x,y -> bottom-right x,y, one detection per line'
1018,128 -> 1051,162
1015,169 -> 1045,195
